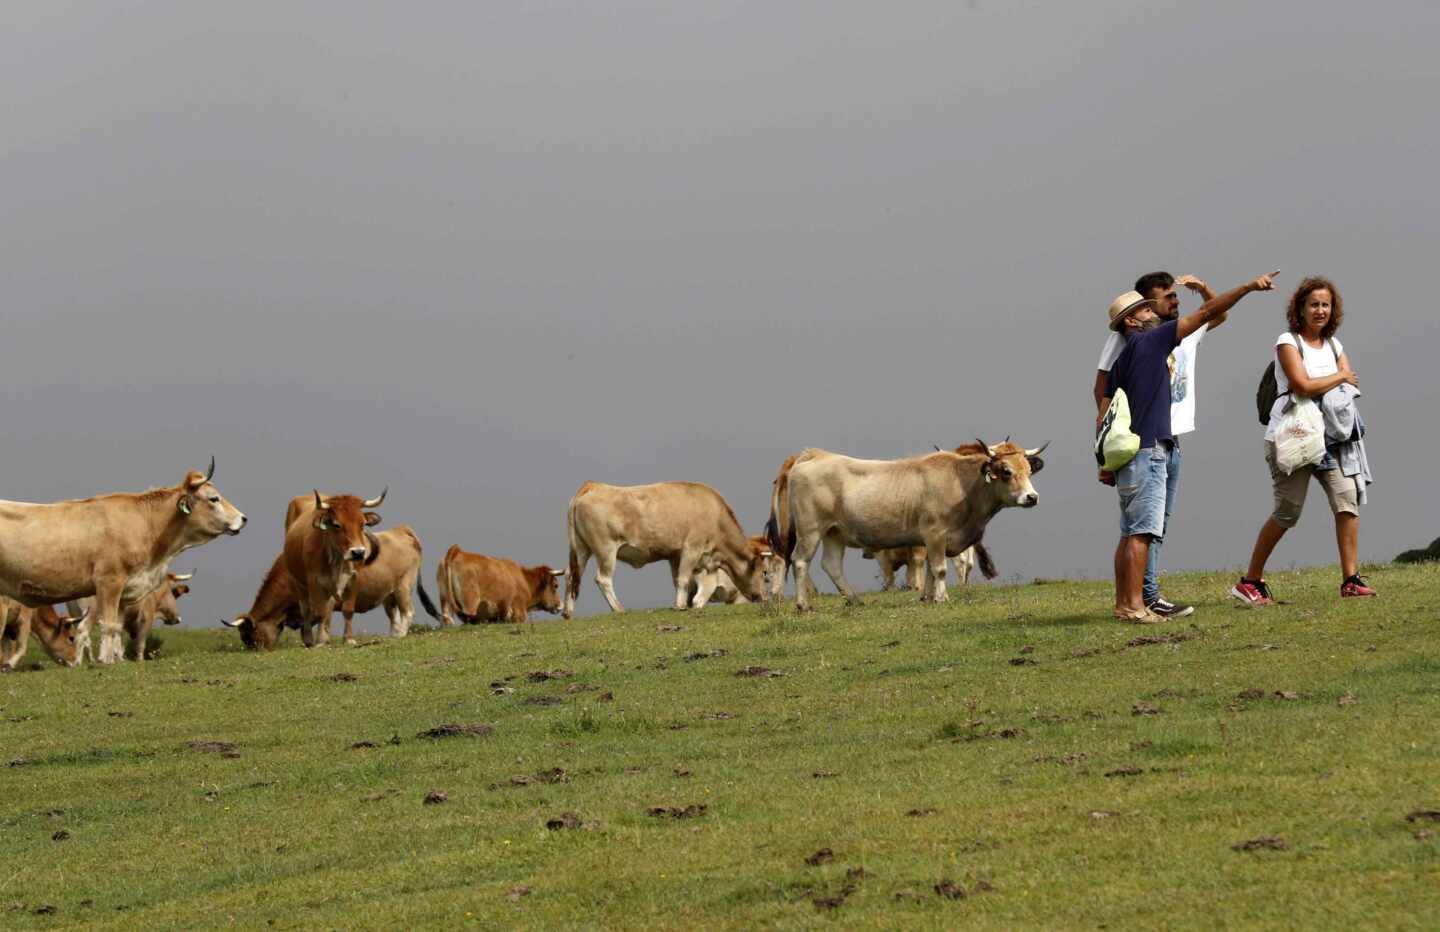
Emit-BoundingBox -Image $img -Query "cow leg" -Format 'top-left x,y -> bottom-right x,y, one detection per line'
593,548 -> 624,614
878,561 -> 896,592
922,540 -> 949,603
131,617 -> 153,662
791,531 -> 822,612
92,579 -> 126,664
907,553 -> 925,592
674,552 -> 704,610
820,534 -> 861,606
386,594 -> 413,638
689,568 -> 720,610
1,614 -> 26,671
956,548 -> 975,586
306,595 -> 334,647
564,542 -> 591,619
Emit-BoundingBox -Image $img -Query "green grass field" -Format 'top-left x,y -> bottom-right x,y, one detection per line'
4,562 -> 1439,929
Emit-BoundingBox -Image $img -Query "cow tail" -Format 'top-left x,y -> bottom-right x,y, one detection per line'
974,541 -> 998,580
566,508 -> 582,606
416,579 -> 440,621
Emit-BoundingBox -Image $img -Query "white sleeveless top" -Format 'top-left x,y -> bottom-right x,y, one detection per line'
1265,332 -> 1344,441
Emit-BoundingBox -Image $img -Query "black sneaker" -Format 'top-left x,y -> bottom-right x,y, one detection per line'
1146,596 -> 1195,619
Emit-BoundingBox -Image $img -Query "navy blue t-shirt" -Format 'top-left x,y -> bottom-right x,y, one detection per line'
1105,320 -> 1179,449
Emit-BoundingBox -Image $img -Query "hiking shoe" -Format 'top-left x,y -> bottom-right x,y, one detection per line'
1230,578 -> 1274,607
1115,608 -> 1165,625
1340,575 -> 1377,598
1147,596 -> 1195,619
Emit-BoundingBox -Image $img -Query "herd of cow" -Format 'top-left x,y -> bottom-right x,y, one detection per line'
0,439 -> 1044,671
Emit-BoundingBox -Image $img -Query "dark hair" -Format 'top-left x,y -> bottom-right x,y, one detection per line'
1286,276 -> 1343,340
1133,271 -> 1174,297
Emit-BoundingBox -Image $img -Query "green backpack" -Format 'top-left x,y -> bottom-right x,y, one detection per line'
1094,388 -> 1141,471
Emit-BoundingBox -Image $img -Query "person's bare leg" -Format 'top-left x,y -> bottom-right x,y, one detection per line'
1115,535 -> 1150,615
1335,513 -> 1359,578
1246,518 -> 1289,581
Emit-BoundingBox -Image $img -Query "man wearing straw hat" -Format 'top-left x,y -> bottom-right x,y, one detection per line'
1094,272 -> 1216,619
1102,271 -> 1279,623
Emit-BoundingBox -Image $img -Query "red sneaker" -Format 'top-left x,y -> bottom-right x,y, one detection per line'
1230,577 -> 1275,606
1340,575 -> 1377,598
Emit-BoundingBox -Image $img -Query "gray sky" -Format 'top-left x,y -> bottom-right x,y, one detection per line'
4,1 -> 1437,632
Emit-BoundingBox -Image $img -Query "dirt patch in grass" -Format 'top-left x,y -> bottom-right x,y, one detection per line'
526,670 -> 573,682
656,625 -> 683,633
1131,703 -> 1161,716
416,723 -> 493,739
805,848 -> 835,866
523,696 -> 564,706
646,804 -> 707,819
327,672 -> 360,682
505,885 -> 531,901
362,789 -> 397,802
545,811 -> 601,830
735,665 -> 784,678
1232,836 -> 1287,851
1105,766 -> 1143,778
565,683 -> 599,694
1127,632 -> 1193,648
504,768 -> 569,788
1406,810 -> 1440,823
423,790 -> 448,805
685,649 -> 729,662
185,740 -> 240,758
934,879 -> 966,899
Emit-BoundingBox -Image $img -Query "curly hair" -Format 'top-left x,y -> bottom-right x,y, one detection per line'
1285,276 -> 1343,340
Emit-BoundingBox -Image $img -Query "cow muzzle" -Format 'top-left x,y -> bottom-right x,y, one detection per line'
1020,493 -> 1039,508
346,546 -> 367,562
228,514 -> 247,534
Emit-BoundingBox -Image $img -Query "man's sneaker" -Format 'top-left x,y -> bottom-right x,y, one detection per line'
1147,596 -> 1195,619
1340,575 -> 1377,598
1230,577 -> 1275,606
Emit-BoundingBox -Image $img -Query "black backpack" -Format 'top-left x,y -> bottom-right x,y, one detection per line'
1256,337 -> 1336,425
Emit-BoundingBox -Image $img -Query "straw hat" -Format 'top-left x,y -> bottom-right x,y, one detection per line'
1107,290 -> 1157,332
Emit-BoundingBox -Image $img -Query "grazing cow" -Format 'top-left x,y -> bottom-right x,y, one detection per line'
227,524 -> 422,650
563,481 -> 773,618
77,571 -> 194,663
863,546 -> 979,592
0,598 -> 87,671
687,535 -> 785,607
417,545 -> 565,625
782,440 -> 1043,611
0,458 -> 245,663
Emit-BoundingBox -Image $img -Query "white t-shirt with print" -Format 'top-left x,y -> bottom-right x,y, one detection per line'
1096,325 -> 1207,436
1264,332 -> 1344,441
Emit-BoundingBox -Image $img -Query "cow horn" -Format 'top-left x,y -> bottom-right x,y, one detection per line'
363,530 -> 383,566
1025,441 -> 1051,457
172,569 -> 196,582
363,487 -> 388,509
68,606 -> 90,624
221,616 -> 244,628
974,438 -> 996,458
204,456 -> 215,483
314,490 -> 330,511
550,569 -> 567,577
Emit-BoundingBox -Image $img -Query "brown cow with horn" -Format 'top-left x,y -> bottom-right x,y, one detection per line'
282,488 -> 388,646
76,570 -> 194,663
417,546 -> 565,625
0,457 -> 245,663
0,599 -> 88,672
779,440 -> 1043,611
225,522 -> 422,650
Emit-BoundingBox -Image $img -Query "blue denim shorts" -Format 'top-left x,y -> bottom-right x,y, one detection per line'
1117,443 -> 1171,538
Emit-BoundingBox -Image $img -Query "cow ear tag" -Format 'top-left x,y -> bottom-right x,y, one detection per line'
178,496 -> 192,515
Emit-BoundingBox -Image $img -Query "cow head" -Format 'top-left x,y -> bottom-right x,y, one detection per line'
155,571 -> 194,626
23,606 -> 88,670
177,457 -> 247,539
530,566 -> 567,615
311,488 -> 386,565
731,539 -> 776,604
973,439 -> 1046,508
225,610 -> 302,651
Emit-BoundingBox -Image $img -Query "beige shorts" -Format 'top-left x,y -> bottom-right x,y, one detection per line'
1264,441 -> 1360,529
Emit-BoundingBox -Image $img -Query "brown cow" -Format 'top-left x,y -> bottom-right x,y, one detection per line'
78,571 -> 193,663
781,440 -> 1042,610
418,545 -> 565,625
563,481 -> 773,618
0,598 -> 87,671
0,458 -> 245,663
282,488 -> 387,647
228,524 -> 422,650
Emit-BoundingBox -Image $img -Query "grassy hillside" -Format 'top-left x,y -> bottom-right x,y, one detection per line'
3,562 -> 1439,929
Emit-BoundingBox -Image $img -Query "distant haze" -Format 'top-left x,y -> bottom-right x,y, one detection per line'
4,1 -> 1437,632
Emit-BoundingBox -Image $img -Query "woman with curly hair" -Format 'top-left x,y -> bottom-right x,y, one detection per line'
1232,276 -> 1375,605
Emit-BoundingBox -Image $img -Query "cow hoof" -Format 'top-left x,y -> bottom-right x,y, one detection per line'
345,638 -> 357,646
794,604 -> 814,614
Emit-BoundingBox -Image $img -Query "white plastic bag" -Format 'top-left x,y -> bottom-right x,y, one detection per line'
1272,397 -> 1326,474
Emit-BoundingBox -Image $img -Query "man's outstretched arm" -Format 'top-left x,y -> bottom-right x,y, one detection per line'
1176,271 -> 1278,342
